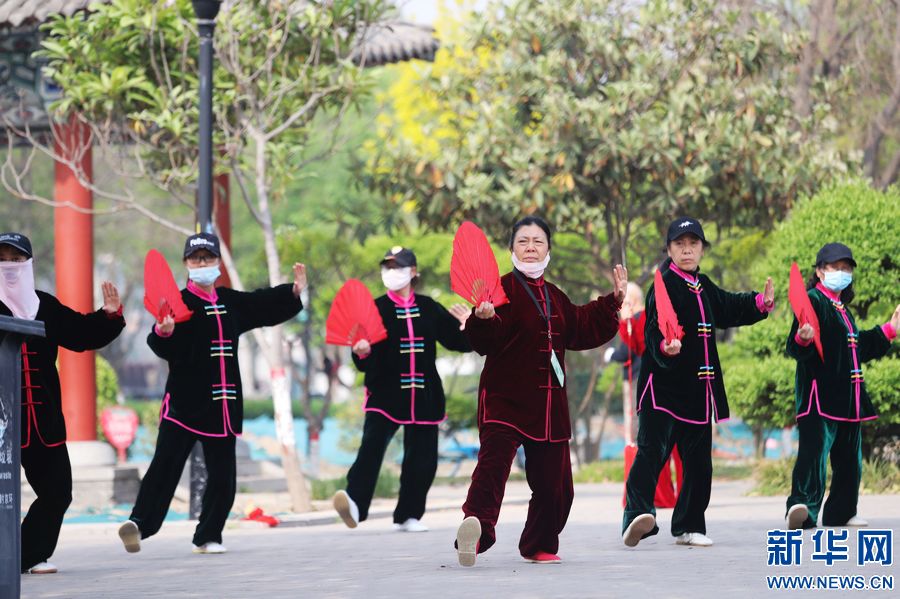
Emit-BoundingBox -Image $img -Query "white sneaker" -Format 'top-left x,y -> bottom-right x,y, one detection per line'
675,532 -> 714,547
845,515 -> 869,527
192,542 -> 227,554
333,490 -> 359,529
456,516 -> 481,567
118,520 -> 141,553
394,518 -> 429,532
622,513 -> 656,547
786,504 -> 809,530
25,561 -> 58,574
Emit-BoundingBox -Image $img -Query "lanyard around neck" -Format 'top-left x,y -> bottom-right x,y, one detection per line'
513,270 -> 552,328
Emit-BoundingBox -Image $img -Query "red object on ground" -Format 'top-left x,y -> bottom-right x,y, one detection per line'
789,262 -> 824,361
143,249 -> 193,323
326,279 -> 388,346
450,221 -> 509,307
243,507 -> 280,527
654,269 -> 684,344
623,444 -> 683,508
100,406 -> 139,463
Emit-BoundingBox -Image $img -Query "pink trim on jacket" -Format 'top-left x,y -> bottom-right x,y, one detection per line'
390,290 -> 421,422
636,374 -> 725,425
754,293 -> 774,313
794,332 -> 813,347
366,290 -> 445,425
882,322 -> 897,341
361,387 -> 446,425
813,283 -> 864,420
796,380 -> 878,423
160,281 -> 240,437
667,263 -> 719,421
387,289 -> 415,307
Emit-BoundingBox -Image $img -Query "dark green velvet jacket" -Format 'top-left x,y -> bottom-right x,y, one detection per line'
786,284 -> 892,422
637,258 -> 769,424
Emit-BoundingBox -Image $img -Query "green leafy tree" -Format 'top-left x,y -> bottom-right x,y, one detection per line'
368,0 -> 852,286
364,0 -> 854,450
724,180 -> 900,457
3,0 -> 413,511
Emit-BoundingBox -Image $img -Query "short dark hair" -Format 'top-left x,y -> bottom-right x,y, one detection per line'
509,216 -> 552,250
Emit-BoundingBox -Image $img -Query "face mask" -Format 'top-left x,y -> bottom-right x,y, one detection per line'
822,270 -> 852,292
381,267 -> 413,291
511,252 -> 551,279
188,265 -> 221,286
0,258 -> 39,320
2,268 -> 19,284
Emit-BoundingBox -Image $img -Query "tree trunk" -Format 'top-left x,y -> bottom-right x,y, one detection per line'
254,129 -> 311,512
752,424 -> 766,460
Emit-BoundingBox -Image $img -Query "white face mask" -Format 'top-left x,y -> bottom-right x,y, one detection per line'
511,252 -> 551,279
0,258 -> 39,320
381,267 -> 413,291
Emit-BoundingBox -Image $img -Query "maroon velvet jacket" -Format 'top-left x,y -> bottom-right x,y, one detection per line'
465,271 -> 621,442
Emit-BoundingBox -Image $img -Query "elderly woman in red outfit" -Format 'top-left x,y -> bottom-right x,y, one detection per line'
455,216 -> 627,566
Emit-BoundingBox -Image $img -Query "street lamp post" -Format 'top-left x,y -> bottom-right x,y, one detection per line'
192,0 -> 221,233
189,0 -> 222,520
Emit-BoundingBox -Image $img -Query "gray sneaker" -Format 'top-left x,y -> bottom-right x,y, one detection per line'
786,504 -> 808,530
118,521 -> 141,553
623,514 -> 656,547
456,516 -> 481,567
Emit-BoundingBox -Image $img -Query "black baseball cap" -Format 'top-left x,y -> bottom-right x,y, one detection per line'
666,217 -> 709,247
183,232 -> 221,258
0,232 -> 33,258
380,246 -> 417,268
815,242 -> 856,268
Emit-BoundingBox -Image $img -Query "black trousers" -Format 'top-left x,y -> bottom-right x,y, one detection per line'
786,412 -> 862,527
345,411 -> 438,523
623,408 -> 712,537
129,419 -> 236,546
21,442 -> 72,571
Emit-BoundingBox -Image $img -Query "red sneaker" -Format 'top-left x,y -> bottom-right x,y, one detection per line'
524,551 -> 562,564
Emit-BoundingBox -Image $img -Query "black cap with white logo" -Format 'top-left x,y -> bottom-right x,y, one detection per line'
183,232 -> 221,258
0,232 -> 33,258
666,217 -> 709,247
380,246 -> 417,267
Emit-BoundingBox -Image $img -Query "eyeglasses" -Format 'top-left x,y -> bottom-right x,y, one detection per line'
186,254 -> 219,266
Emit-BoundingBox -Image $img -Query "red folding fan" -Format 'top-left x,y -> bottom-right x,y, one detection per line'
654,269 -> 684,344
143,249 -> 193,323
326,279 -> 388,347
789,262 -> 824,361
450,221 -> 510,307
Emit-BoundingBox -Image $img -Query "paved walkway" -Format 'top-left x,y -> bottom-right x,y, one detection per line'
21,481 -> 900,598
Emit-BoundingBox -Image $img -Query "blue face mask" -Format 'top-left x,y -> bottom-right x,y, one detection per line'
822,270 -> 852,292
188,265 -> 221,286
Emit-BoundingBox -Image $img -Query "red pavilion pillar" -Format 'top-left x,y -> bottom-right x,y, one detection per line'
54,119 -> 96,442
214,171 -> 231,288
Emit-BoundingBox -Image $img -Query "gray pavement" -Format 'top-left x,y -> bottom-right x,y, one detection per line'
21,481 -> 900,599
